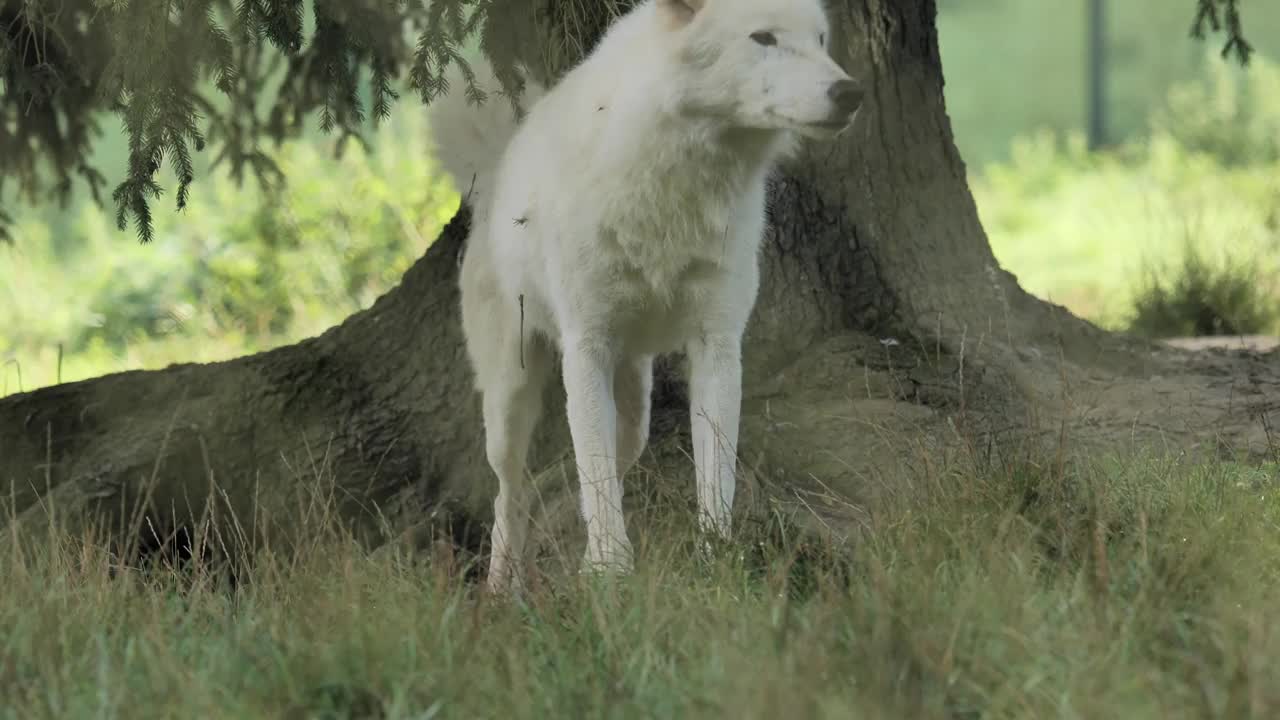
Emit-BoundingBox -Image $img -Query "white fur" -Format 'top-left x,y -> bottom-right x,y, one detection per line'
429,0 -> 861,592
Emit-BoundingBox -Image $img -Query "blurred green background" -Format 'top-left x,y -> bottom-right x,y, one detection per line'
3,0 -> 1279,396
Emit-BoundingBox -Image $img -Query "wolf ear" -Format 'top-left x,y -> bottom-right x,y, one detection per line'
656,0 -> 705,28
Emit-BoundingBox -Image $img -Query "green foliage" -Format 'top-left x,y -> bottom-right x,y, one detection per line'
0,105 -> 458,395
1128,240 -> 1279,338
1191,0 -> 1253,64
4,451 -> 1280,717
1152,53 -> 1280,165
0,0 -> 491,242
977,54 -> 1280,333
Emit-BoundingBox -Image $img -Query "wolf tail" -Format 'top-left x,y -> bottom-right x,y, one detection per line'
427,59 -> 546,212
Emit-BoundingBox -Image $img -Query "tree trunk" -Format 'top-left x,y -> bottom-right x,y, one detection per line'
2,0 -> 1273,569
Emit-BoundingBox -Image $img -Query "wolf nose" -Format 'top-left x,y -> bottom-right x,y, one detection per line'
827,80 -> 864,116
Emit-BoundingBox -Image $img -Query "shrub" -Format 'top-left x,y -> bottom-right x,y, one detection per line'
975,55 -> 1280,333
1151,48 -> 1280,167
1128,239 -> 1279,338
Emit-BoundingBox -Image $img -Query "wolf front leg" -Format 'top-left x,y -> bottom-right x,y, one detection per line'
686,333 -> 742,539
561,335 -> 634,574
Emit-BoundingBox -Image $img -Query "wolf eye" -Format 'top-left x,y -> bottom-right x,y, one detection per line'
750,31 -> 777,46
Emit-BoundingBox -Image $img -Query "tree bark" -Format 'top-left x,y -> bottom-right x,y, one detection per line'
2,0 -> 1274,568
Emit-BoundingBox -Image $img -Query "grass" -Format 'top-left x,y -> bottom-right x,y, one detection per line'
4,451 -> 1279,719
1129,239 -> 1280,338
973,128 -> 1280,332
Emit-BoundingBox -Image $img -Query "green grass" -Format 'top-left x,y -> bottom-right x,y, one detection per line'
0,106 -> 459,396
1129,239 -> 1280,338
4,452 -> 1279,718
974,128 -> 1280,332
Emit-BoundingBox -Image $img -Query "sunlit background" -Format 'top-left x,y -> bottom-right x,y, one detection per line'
3,0 -> 1279,396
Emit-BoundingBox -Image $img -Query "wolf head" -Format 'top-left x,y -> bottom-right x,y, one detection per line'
656,0 -> 862,139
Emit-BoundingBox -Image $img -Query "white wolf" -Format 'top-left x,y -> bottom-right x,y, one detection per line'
429,0 -> 863,591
